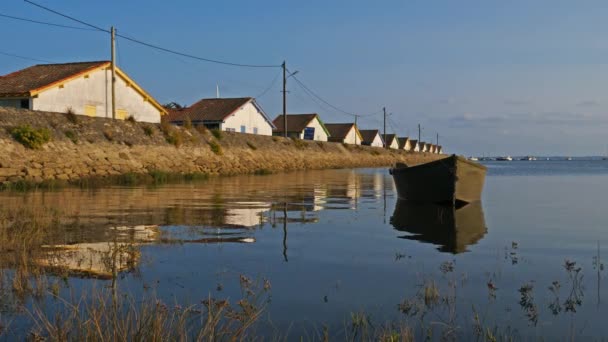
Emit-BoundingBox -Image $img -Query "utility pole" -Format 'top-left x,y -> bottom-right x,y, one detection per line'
436,132 -> 439,146
418,124 -> 421,143
354,115 -> 358,145
282,61 -> 287,138
383,107 -> 387,148
110,26 -> 116,120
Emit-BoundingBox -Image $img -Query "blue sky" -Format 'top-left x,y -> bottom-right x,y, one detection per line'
2,0 -> 608,156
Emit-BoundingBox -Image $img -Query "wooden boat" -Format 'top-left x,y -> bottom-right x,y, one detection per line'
390,200 -> 487,254
389,155 -> 486,205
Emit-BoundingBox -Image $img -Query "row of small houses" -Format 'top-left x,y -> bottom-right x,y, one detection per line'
0,61 -> 442,153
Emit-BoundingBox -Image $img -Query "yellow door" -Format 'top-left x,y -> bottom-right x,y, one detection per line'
117,109 -> 128,120
84,105 -> 96,117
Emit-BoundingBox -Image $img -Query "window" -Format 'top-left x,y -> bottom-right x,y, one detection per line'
20,99 -> 29,109
253,127 -> 258,135
226,128 -> 236,132
117,109 -> 128,120
84,105 -> 97,117
240,125 -> 246,133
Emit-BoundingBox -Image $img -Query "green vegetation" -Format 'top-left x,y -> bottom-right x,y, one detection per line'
10,124 -> 52,149
143,125 -> 154,137
292,137 -> 307,150
64,130 -> 78,144
211,128 -> 222,140
165,131 -> 183,147
246,141 -> 257,150
160,121 -> 183,147
209,141 -> 223,155
253,168 -> 272,175
65,107 -> 78,124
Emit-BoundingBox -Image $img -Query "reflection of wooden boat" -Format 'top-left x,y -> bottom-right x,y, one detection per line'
390,201 -> 487,254
389,155 -> 486,205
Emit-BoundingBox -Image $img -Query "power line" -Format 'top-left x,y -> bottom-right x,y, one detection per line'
23,0 -> 108,32
290,72 -> 381,118
255,70 -> 281,99
117,34 -> 279,68
0,12 -> 97,30
0,50 -> 55,63
24,0 -> 281,68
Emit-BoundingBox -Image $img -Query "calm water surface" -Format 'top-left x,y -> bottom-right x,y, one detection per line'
2,159 -> 608,339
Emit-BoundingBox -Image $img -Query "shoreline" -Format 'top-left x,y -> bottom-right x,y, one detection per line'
0,107 -> 446,190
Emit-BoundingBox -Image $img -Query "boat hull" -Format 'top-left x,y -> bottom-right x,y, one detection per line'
390,155 -> 487,205
390,200 -> 487,254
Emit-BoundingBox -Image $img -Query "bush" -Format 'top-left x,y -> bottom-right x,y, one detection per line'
292,137 -> 307,150
143,126 -> 154,136
166,131 -> 183,147
103,129 -> 114,141
66,107 -> 78,124
254,168 -> 272,175
195,126 -> 208,135
126,115 -> 137,123
11,125 -> 51,149
160,121 -> 173,136
211,129 -> 222,140
246,141 -> 257,150
64,130 -> 78,144
208,141 -> 223,155
184,117 -> 192,130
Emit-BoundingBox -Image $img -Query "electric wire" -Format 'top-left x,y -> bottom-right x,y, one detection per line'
290,72 -> 382,118
254,70 -> 281,99
0,50 -> 55,63
24,0 -> 281,68
0,12 -> 97,30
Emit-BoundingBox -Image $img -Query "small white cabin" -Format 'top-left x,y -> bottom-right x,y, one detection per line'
167,97 -> 275,135
384,134 -> 400,149
359,129 -> 384,147
272,113 -> 330,141
0,61 -> 166,123
326,123 -> 363,145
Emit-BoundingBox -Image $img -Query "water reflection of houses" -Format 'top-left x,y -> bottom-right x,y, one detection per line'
0,169 -> 397,270
36,225 -> 159,279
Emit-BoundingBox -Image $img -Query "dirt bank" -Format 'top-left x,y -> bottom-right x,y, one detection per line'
0,107 -> 446,187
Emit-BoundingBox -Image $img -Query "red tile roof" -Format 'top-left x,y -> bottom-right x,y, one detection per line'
272,113 -> 330,136
398,137 -> 410,149
359,129 -> 383,145
385,134 -> 397,146
325,123 -> 361,142
166,97 -> 257,123
0,61 -> 109,97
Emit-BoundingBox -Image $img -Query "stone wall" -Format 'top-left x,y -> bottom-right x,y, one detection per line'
0,107 -> 446,185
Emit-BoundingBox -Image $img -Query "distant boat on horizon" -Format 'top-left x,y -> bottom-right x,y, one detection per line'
496,156 -> 513,161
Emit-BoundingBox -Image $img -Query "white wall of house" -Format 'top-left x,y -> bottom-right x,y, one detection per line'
31,67 -> 162,123
297,118 -> 329,141
389,139 -> 399,149
369,134 -> 384,147
222,102 -> 273,136
403,141 -> 412,151
343,127 -> 362,145
412,143 -> 419,152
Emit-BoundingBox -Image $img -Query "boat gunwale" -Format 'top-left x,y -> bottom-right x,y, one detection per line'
391,155 -> 487,172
